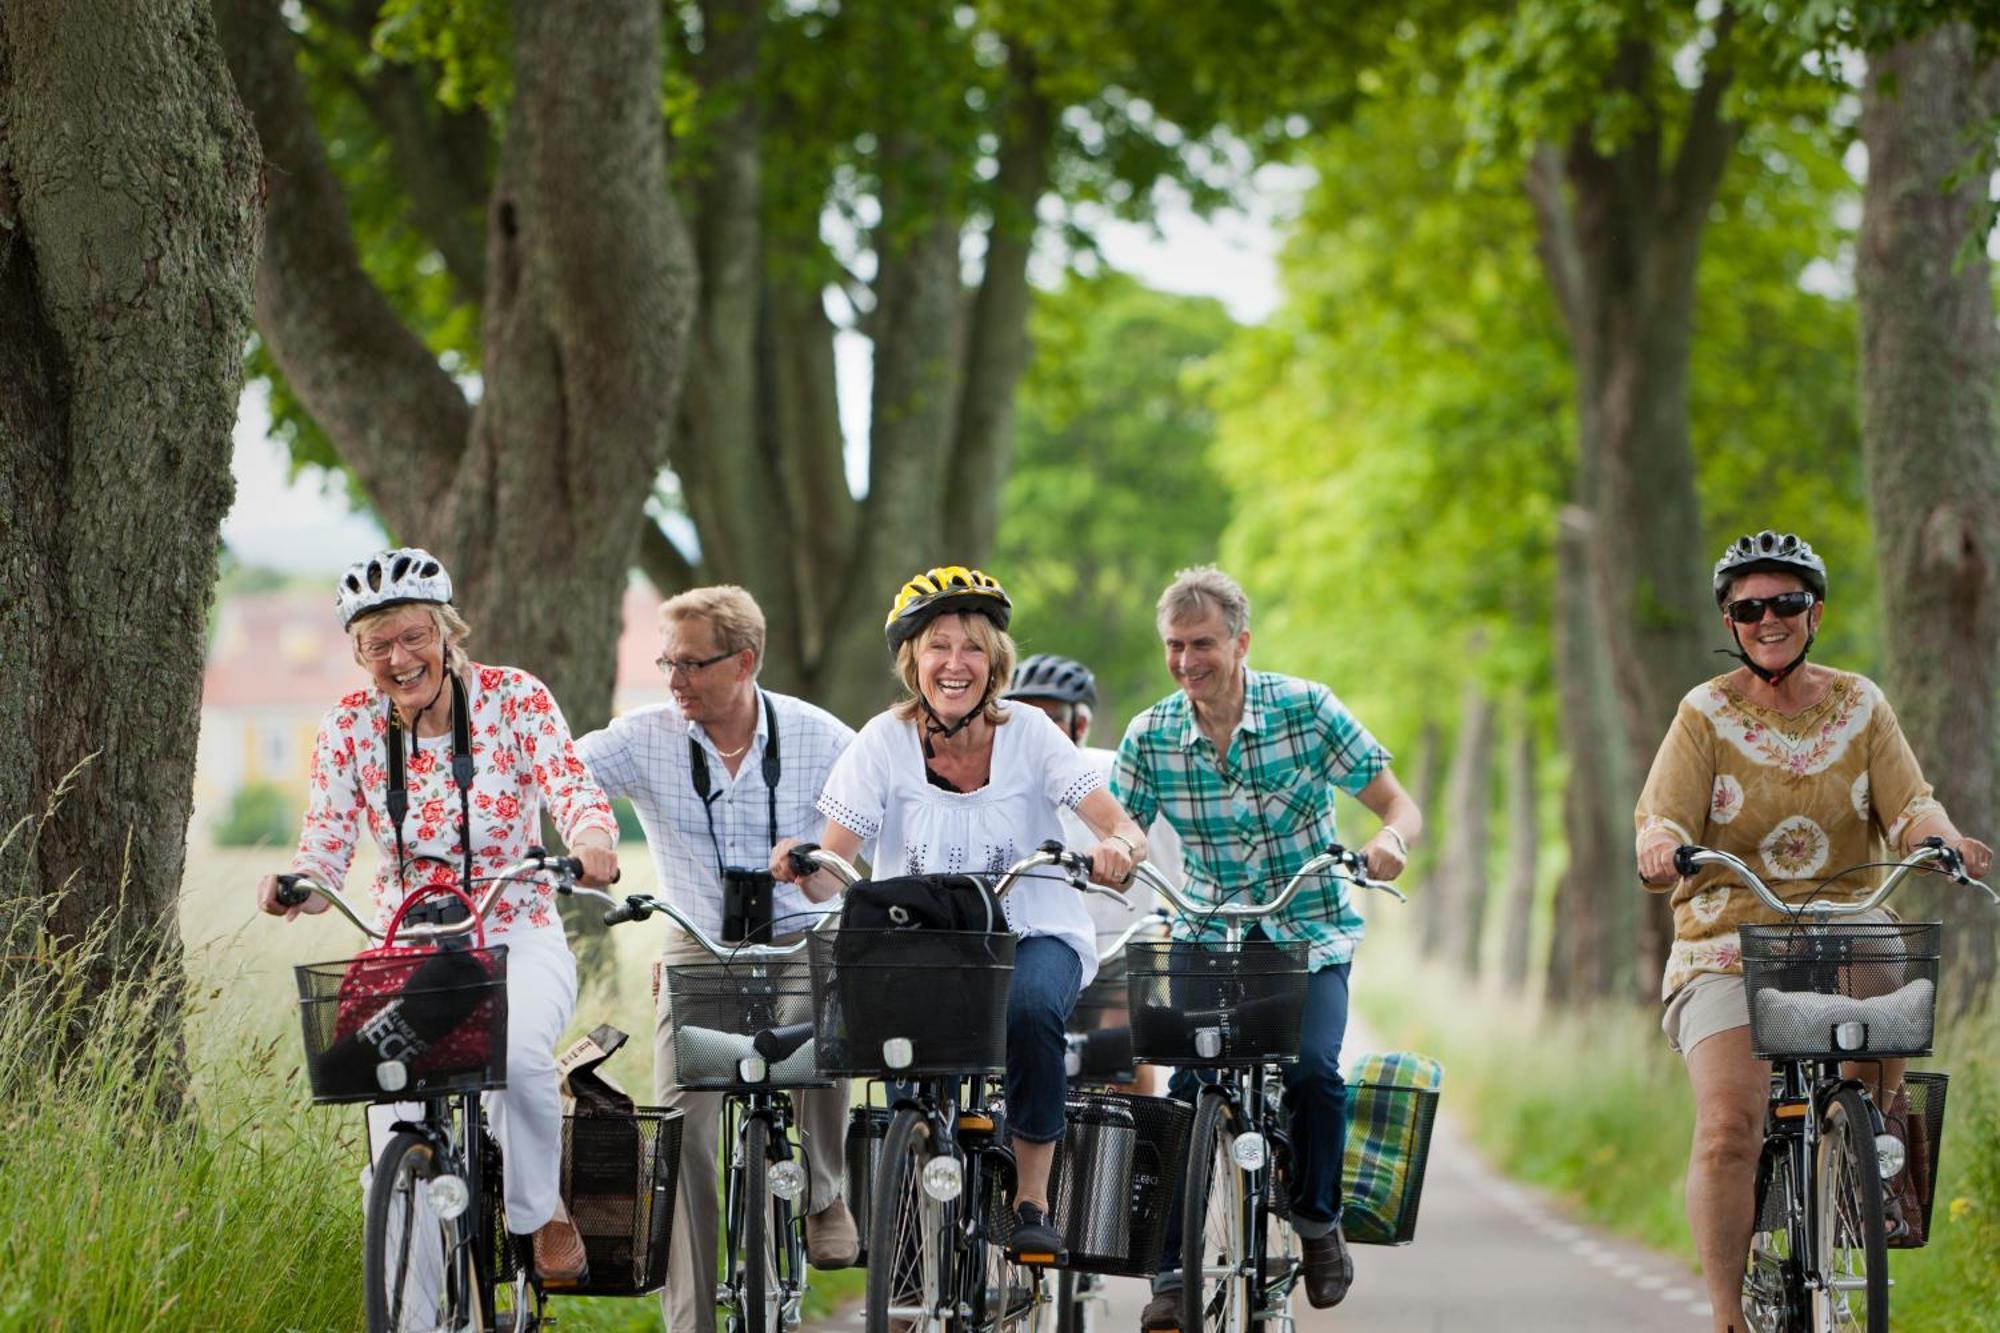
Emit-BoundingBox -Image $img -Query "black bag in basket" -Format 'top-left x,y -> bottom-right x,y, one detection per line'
840,873 -> 1003,933
832,875 -> 1009,1068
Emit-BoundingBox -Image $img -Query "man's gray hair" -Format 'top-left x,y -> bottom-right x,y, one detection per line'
1157,565 -> 1251,638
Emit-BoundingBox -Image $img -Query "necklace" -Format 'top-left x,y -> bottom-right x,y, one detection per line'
713,737 -> 752,760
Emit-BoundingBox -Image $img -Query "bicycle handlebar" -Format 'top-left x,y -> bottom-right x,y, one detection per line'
1673,837 -> 2000,915
585,845 -> 858,960
272,846 -> 597,943
1134,843 -> 1406,924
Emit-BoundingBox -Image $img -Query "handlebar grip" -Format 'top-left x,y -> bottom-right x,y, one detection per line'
273,874 -> 311,909
1673,845 -> 1701,879
786,843 -> 821,875
603,902 -> 642,926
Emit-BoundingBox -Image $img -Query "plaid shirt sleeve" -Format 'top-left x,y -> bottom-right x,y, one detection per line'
1111,717 -> 1160,828
1311,683 -> 1390,795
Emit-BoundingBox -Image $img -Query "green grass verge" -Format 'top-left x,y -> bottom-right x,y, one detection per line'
1353,923 -> 2000,1332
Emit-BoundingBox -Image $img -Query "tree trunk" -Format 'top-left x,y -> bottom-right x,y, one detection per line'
0,0 -> 262,1058
1434,679 -> 1497,976
1500,713 -> 1539,991
219,0 -> 696,737
1546,508 -> 1638,1003
1408,716 -> 1445,951
1857,24 -> 2000,1003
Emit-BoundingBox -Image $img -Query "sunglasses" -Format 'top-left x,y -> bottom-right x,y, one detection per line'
1725,591 -> 1815,624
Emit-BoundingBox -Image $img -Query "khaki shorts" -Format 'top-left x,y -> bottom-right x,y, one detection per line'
1662,970 -> 1749,1057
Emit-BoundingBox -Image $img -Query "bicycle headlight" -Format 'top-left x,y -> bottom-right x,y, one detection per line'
882,1037 -> 914,1070
429,1173 -> 470,1221
1230,1132 -> 1267,1172
768,1160 -> 807,1201
1875,1134 -> 1907,1179
921,1156 -> 963,1202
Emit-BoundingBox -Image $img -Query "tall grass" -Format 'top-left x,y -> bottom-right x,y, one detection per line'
1353,921 -> 2000,1332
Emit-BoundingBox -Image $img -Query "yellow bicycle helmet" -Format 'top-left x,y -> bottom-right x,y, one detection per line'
885,565 -> 1012,652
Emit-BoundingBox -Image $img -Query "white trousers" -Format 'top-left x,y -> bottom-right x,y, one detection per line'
365,927 -> 579,1234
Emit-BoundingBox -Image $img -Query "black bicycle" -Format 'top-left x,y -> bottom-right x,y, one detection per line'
277,849 -> 679,1332
589,847 -> 850,1333
1675,837 -> 1995,1332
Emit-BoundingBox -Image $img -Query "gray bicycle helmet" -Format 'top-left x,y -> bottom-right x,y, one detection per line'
1711,530 -> 1827,607
336,547 -> 453,629
1004,653 -> 1098,709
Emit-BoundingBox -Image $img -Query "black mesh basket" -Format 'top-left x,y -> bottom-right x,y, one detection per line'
809,930 -> 1015,1077
661,956 -> 828,1091
1126,940 -> 1309,1066
1340,1081 -> 1441,1246
559,1106 -> 685,1296
1889,1071 -> 1949,1249
984,1092 -> 1194,1278
294,944 -> 509,1104
1741,922 -> 1941,1060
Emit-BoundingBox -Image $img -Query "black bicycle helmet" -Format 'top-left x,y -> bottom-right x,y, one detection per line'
1711,530 -> 1827,607
884,565 -> 1012,653
1004,653 -> 1097,709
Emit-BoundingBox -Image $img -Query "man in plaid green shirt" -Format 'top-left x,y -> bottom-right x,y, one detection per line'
1114,565 -> 1422,1320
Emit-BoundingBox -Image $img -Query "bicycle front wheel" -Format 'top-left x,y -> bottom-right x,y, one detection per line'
866,1108 -> 950,1333
1743,1132 -> 1806,1333
1814,1088 -> 1888,1331
740,1116 -> 784,1333
365,1130 -> 477,1333
1180,1092 -> 1252,1333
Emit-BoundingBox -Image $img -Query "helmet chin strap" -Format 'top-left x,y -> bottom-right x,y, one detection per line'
404,661 -> 451,731
919,692 -> 987,760
1716,623 -> 1815,688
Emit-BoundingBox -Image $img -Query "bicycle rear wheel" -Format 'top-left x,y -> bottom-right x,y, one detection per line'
1180,1092 -> 1252,1333
1743,1133 -> 1807,1333
866,1108 -> 950,1333
366,1130 -> 477,1332
1814,1089 -> 1888,1331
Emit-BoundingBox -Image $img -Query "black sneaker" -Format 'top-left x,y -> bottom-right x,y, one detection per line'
1005,1202 -> 1068,1267
1139,1290 -> 1180,1332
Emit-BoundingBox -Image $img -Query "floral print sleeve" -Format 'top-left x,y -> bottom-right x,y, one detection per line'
1860,687 -> 1944,851
511,672 -> 618,847
290,693 -> 374,891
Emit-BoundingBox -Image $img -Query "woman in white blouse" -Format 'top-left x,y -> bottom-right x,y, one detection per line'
772,565 -> 1147,1261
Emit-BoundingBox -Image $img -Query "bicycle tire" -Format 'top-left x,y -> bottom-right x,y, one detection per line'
1743,1132 -> 1807,1333
1180,1092 -> 1252,1333
365,1130 -> 477,1333
1814,1088 -> 1888,1331
743,1116 -> 781,1333
1054,1269 -> 1095,1333
866,1108 -> 947,1333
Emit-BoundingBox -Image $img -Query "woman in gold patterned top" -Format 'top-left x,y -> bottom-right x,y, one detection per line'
1635,529 -> 1991,1333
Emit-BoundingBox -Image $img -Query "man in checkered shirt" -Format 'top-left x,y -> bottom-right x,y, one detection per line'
575,586 -> 860,1333
1113,565 -> 1422,1320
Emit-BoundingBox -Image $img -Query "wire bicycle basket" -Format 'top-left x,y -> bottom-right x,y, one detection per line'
808,929 -> 1014,1077
661,956 -> 826,1090
1126,938 -> 1310,1066
1740,921 -> 1941,1060
294,943 -> 510,1103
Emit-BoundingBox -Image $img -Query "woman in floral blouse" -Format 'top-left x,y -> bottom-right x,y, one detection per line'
1634,530 -> 1991,1333
255,547 -> 619,1288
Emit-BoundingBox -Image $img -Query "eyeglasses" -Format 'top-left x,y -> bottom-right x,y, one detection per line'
358,624 -> 439,662
656,649 -> 736,677
1725,591 -> 1816,624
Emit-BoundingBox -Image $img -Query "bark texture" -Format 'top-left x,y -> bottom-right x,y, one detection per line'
1857,24 -> 2000,999
1527,18 -> 1736,993
218,0 -> 695,733
1433,680 -> 1497,976
1499,716 -> 1539,991
0,0 -> 262,1028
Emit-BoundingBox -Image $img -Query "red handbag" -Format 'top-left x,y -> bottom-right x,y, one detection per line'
332,884 -> 504,1077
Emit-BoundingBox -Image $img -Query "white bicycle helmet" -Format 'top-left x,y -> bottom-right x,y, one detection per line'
335,547 -> 454,629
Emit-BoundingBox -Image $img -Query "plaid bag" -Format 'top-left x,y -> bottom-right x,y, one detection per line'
1340,1050 -> 1444,1245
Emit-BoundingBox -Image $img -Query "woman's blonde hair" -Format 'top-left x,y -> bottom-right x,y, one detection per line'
890,611 -> 1016,729
350,602 -> 472,677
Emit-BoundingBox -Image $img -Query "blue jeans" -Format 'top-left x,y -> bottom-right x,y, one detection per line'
1005,936 -> 1083,1143
1154,960 -> 1351,1290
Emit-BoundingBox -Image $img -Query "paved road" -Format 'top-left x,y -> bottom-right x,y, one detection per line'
807,1109 -> 1713,1333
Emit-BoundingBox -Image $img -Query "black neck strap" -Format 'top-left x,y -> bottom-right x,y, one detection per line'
1717,624 -> 1816,688
386,670 -> 476,898
689,691 -> 780,878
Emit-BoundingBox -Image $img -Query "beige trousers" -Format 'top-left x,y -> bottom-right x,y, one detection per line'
655,930 -> 848,1333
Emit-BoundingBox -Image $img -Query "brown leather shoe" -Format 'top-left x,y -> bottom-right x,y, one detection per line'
532,1213 -> 590,1289
1140,1289 -> 1180,1331
806,1198 -> 861,1269
1300,1223 -> 1353,1308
